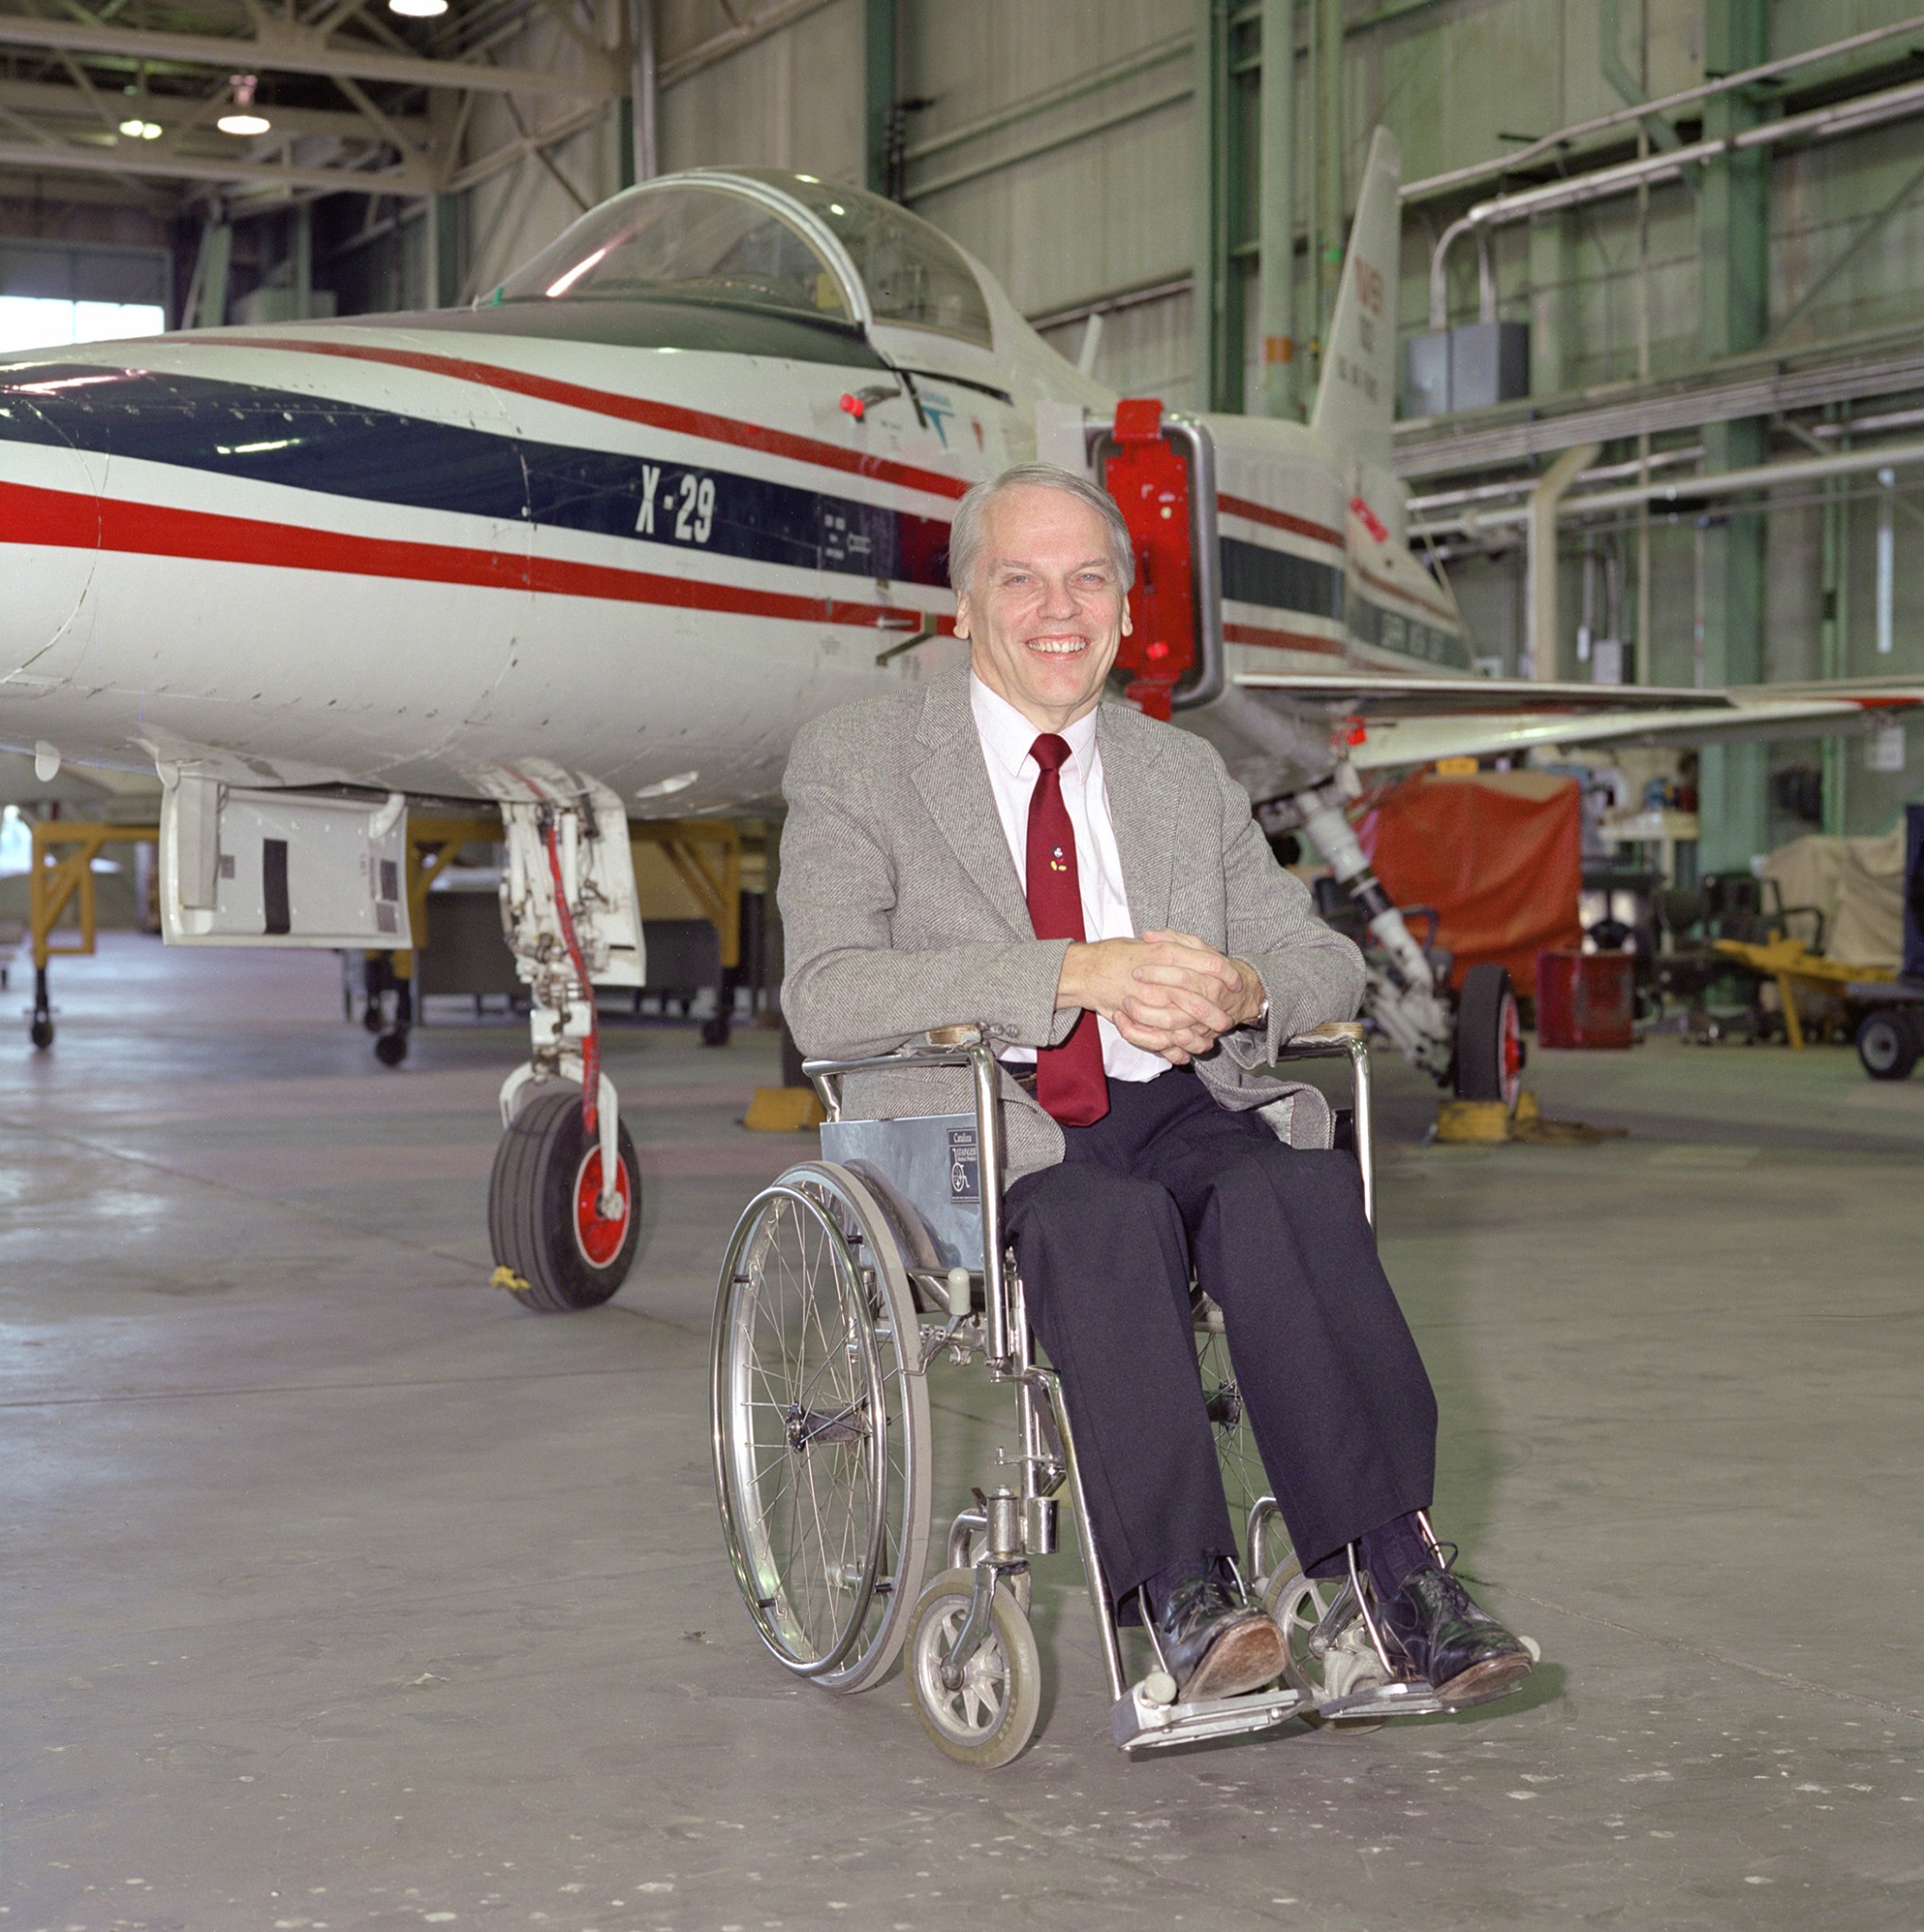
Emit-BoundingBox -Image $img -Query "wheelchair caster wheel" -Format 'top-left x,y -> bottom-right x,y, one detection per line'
905,1567 -> 1041,1770
488,1087 -> 640,1312
1263,1559 -> 1392,1734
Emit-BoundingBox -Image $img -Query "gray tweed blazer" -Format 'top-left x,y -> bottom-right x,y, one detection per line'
778,667 -> 1366,1181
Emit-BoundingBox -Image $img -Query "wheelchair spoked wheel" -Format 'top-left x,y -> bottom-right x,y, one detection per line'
1194,1314 -> 1289,1590
904,1567 -> 1042,1771
1262,1557 -> 1392,1735
712,1161 -> 932,1693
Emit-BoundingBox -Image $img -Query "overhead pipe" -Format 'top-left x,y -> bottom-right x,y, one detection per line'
1403,11 -> 1924,204
1427,73 -> 1924,329
1414,436 -> 1924,540
1527,444 -> 1598,680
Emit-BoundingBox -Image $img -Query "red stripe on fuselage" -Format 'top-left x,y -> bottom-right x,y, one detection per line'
1216,493 -> 1344,549
1352,559 -> 1457,629
201,336 -> 971,503
0,480 -> 956,630
1224,620 -> 1345,657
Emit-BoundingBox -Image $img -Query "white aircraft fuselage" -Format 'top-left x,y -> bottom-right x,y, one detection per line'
0,160 -> 1456,815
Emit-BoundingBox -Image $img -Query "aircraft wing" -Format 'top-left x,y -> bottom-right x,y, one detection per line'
1229,672 -> 1924,771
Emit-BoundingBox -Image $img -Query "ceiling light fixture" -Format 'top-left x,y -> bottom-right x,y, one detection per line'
117,117 -> 162,140
216,74 -> 271,138
389,0 -> 449,17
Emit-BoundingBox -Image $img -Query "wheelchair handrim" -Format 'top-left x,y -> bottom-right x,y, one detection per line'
711,1181 -> 890,1680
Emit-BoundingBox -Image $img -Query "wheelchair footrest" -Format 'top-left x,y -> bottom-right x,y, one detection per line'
1110,1679 -> 1309,1753
1312,1678 -> 1447,1722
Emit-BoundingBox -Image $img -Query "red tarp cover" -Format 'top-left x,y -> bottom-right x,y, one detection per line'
1354,770 -> 1583,990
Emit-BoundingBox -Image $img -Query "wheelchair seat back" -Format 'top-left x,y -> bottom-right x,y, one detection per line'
819,1113 -> 985,1272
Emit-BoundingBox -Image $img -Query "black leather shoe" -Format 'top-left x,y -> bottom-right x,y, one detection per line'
1379,1562 -> 1533,1708
1152,1575 -> 1287,1702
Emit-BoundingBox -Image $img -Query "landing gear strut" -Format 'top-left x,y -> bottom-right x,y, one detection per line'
488,779 -> 646,1313
1273,780 -> 1456,1086
362,954 -> 412,1066
29,965 -> 52,1050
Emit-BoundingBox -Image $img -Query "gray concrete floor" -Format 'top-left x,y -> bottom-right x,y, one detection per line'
5,932 -> 1922,1932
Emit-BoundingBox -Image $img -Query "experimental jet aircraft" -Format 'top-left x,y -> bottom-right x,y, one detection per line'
3,128 -> 1915,1309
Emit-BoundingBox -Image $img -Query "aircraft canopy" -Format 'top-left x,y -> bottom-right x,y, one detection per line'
730,171 -> 992,346
495,171 -> 991,347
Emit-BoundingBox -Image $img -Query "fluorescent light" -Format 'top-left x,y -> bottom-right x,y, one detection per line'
117,117 -> 162,140
389,0 -> 448,14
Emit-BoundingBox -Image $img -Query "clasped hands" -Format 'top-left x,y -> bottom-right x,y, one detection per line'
1055,931 -> 1267,1066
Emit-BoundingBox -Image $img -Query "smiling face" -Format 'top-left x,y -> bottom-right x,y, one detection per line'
954,482 -> 1131,733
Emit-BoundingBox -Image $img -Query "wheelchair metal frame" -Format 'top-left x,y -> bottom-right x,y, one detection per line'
789,1020 -> 1443,1755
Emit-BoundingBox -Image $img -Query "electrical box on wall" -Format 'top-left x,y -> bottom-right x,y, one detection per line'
1403,321 -> 1531,416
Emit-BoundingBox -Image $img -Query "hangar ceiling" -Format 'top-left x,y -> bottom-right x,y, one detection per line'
0,0 -> 831,209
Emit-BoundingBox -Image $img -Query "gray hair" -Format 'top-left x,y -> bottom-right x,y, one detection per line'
947,462 -> 1136,596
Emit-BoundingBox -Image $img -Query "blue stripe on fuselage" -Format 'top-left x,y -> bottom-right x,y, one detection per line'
1218,534 -> 1345,623
0,363 -> 954,586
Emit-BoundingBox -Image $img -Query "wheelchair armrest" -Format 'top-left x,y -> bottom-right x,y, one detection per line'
1274,1019 -> 1367,1059
1264,1020 -> 1375,1224
802,1023 -> 1002,1119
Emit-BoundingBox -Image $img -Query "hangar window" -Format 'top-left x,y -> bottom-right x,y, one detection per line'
496,183 -> 855,324
734,172 -> 993,347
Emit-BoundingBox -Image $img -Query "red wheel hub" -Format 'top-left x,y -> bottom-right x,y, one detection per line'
573,1147 -> 632,1268
1499,995 -> 1524,1109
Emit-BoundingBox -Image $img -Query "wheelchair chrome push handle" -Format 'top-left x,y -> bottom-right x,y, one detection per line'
802,1025 -> 1016,1366
1271,1019 -> 1375,1225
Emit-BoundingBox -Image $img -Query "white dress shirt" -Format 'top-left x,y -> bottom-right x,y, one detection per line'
970,673 -> 1170,1084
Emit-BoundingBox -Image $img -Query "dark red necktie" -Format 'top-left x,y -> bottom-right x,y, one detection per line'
1025,733 -> 1109,1127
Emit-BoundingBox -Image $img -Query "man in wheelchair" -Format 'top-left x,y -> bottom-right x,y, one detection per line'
778,462 -> 1531,1712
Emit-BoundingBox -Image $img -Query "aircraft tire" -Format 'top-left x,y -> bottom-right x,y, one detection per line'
29,1015 -> 52,1050
373,1031 -> 409,1067
700,1015 -> 731,1048
489,1087 -> 641,1313
1454,963 -> 1524,1110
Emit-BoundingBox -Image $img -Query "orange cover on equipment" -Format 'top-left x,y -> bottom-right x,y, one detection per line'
1355,771 -> 1583,990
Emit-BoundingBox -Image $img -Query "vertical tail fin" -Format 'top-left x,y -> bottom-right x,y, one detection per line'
1309,126 -> 1401,472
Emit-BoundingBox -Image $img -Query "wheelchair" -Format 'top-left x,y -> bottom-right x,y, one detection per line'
710,1020 -> 1464,1768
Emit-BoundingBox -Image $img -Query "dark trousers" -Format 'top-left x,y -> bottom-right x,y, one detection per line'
1004,1069 -> 1437,1608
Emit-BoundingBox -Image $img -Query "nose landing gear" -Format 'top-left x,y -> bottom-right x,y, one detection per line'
486,777 -> 646,1313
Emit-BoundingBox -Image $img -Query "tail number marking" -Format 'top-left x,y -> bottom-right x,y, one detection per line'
633,464 -> 716,545
675,472 -> 717,545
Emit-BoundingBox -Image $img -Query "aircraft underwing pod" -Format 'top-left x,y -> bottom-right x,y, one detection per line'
488,774 -> 647,1313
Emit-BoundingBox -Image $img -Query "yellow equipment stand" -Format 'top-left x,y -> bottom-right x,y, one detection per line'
631,818 -> 742,977
25,818 -> 161,1048
1711,935 -> 1896,1049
